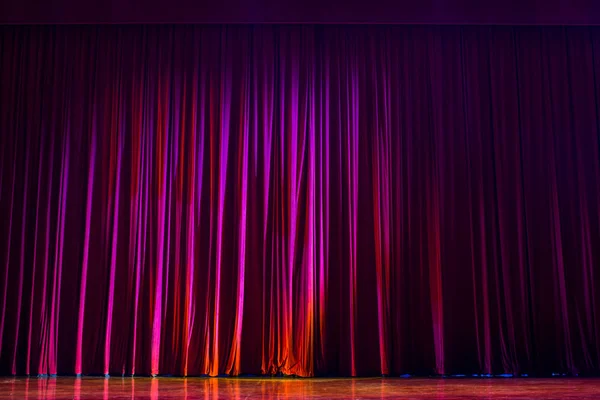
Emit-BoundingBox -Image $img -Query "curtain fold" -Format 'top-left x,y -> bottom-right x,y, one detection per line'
1,25 -> 599,377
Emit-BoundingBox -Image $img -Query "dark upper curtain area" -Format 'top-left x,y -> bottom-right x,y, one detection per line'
2,0 -> 598,24
1,25 -> 600,377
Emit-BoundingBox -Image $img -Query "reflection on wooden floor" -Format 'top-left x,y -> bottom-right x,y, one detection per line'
1,377 -> 600,399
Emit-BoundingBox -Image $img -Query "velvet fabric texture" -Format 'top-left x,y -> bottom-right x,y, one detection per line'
1,25 -> 600,377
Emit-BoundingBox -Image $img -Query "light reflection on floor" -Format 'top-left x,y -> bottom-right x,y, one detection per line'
1,377 -> 599,399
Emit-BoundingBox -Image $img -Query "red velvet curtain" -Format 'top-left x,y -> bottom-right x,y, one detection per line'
1,25 -> 600,377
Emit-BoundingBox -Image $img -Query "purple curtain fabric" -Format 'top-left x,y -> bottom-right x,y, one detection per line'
1,25 -> 600,377
2,0 -> 599,24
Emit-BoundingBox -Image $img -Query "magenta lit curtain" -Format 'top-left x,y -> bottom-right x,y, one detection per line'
1,25 -> 600,377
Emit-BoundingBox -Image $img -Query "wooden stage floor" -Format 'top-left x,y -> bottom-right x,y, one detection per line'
1,377 -> 599,399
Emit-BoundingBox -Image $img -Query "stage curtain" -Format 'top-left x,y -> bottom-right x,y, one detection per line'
1,25 -> 600,377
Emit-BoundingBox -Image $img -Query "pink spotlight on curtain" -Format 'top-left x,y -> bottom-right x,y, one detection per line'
1,25 -> 600,377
